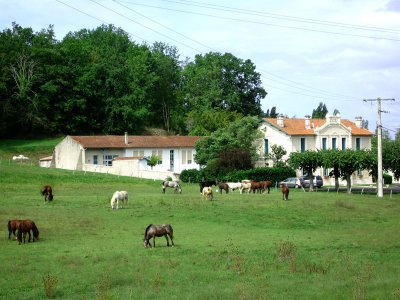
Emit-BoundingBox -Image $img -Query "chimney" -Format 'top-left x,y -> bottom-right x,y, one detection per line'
355,116 -> 363,128
277,114 -> 284,127
124,132 -> 128,145
305,115 -> 311,129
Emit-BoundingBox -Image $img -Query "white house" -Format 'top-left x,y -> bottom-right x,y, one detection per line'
53,133 -> 202,180
256,114 -> 374,185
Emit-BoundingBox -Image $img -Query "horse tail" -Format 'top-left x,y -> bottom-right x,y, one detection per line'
32,222 -> 39,240
144,224 -> 153,238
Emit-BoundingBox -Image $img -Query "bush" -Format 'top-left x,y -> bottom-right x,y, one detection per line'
384,173 -> 393,185
223,167 -> 296,185
180,169 -> 202,183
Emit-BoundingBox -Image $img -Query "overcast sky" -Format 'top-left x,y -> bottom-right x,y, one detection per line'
1,0 -> 399,136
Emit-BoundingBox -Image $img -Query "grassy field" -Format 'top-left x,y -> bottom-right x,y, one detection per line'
0,140 -> 400,299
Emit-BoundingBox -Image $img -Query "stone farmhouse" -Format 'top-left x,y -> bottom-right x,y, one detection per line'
256,114 -> 374,185
52,134 -> 202,180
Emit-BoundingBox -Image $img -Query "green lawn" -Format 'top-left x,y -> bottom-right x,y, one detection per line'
1,159 -> 400,299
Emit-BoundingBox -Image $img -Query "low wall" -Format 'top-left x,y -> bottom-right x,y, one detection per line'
82,163 -> 179,181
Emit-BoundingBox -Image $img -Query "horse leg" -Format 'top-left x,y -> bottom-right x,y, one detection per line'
164,234 -> 170,247
153,235 -> 156,248
169,233 -> 174,247
28,231 -> 32,242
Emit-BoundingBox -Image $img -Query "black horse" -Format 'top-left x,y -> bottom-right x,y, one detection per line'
199,180 -> 217,193
143,224 -> 174,248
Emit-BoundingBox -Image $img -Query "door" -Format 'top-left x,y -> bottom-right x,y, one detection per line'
169,150 -> 174,172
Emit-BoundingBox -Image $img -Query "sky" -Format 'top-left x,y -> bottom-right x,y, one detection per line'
1,0 -> 399,136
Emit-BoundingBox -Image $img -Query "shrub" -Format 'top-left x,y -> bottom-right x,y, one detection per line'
383,173 -> 393,185
180,169 -> 201,183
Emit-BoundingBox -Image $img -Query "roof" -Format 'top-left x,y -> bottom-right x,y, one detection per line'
69,135 -> 203,148
39,156 -> 53,161
263,118 -> 373,136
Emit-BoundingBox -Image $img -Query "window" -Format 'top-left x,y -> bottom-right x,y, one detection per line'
332,138 -> 337,150
133,150 -> 144,157
323,168 -> 329,176
301,138 -> 306,152
103,155 -> 118,166
181,149 -> 193,165
357,169 -> 363,176
322,138 -> 327,150
264,139 -> 269,155
93,155 -> 98,165
341,138 -> 346,150
152,150 -> 163,164
356,138 -> 361,150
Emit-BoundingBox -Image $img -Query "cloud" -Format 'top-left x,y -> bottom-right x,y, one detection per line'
383,0 -> 400,12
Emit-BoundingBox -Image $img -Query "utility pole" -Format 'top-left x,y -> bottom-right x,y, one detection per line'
363,97 -> 395,198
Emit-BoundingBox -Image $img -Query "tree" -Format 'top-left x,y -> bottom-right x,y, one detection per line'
182,52 -> 266,116
311,102 -> 328,119
320,149 -> 341,190
288,150 -> 322,191
267,144 -> 287,167
147,155 -> 159,170
194,116 -> 262,172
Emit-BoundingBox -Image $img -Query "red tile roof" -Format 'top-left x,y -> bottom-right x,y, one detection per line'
70,135 -> 203,148
264,118 -> 373,136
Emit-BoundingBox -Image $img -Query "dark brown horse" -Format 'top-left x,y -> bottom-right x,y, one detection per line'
41,185 -> 53,202
143,224 -> 174,248
17,220 -> 40,244
217,181 -> 229,194
199,180 -> 216,193
8,219 -> 22,240
281,184 -> 289,201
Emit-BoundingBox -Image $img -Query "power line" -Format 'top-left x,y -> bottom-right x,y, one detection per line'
155,0 -> 400,34
119,1 -> 400,41
55,0 -> 146,41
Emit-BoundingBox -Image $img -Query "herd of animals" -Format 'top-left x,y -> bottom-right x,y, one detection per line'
7,179 -> 290,248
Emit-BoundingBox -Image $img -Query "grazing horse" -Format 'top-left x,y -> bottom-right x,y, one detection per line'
281,184 -> 289,200
261,180 -> 272,194
8,219 -> 21,240
217,181 -> 229,194
17,220 -> 39,244
110,191 -> 128,209
41,185 -> 53,202
162,181 -> 182,194
143,224 -> 174,248
226,182 -> 242,192
240,180 -> 252,194
199,180 -> 217,193
202,186 -> 213,200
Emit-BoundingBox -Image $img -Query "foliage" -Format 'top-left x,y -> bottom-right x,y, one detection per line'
223,167 -> 296,184
146,155 -> 159,169
0,23 -> 268,138
263,106 -> 278,118
194,116 -> 262,168
311,102 -> 328,119
288,150 -> 323,191
383,173 -> 393,185
267,144 -> 287,167
179,168 -> 202,183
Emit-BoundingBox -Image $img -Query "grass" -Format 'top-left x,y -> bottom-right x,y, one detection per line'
0,140 -> 400,299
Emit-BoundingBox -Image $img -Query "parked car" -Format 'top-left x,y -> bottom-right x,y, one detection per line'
279,177 -> 304,188
300,175 -> 323,188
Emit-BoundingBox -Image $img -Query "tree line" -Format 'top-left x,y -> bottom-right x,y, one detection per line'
0,23 -> 267,138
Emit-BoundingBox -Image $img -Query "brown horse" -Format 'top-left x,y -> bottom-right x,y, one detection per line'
217,181 -> 229,194
8,219 -> 22,240
143,224 -> 174,248
281,184 -> 289,201
41,185 -> 54,202
17,220 -> 40,244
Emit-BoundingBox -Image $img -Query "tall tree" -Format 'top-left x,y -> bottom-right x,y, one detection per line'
311,102 -> 328,119
182,52 -> 266,116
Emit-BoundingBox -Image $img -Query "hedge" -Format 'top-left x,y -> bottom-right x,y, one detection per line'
180,167 -> 296,185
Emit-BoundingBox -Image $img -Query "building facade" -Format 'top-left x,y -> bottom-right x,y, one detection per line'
53,134 -> 202,180
256,115 -> 374,185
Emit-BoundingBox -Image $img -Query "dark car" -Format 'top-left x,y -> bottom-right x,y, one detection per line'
279,177 -> 303,188
301,175 -> 323,188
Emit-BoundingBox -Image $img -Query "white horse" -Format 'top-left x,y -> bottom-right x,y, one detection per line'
162,181 -> 182,194
239,180 -> 252,194
226,182 -> 242,192
110,191 -> 128,209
